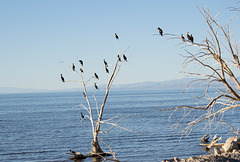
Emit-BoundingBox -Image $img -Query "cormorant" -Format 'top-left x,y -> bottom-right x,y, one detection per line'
158,27 -> 163,36
60,74 -> 65,83
104,59 -> 108,67
79,60 -> 83,66
187,32 -> 194,43
81,112 -> 85,119
181,34 -> 185,41
72,63 -> 75,71
115,33 -> 119,40
187,32 -> 191,40
94,83 -> 99,90
105,67 -> 109,74
190,34 -> 194,43
94,73 -> 99,80
80,68 -> 84,73
83,92 -> 86,97
123,54 -> 127,62
117,55 -> 122,62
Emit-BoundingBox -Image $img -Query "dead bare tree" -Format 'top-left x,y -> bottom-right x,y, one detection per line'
161,7 -> 240,138
61,34 -> 137,160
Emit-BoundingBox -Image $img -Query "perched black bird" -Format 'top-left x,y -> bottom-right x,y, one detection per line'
105,67 -> 109,74
115,33 -> 119,40
187,32 -> 194,43
94,73 -> 99,80
80,68 -> 84,73
81,112 -> 85,119
117,55 -> 122,62
103,59 -> 108,67
190,34 -> 194,43
123,54 -> 127,62
158,27 -> 163,36
60,74 -> 65,83
181,34 -> 185,41
79,60 -> 83,66
83,92 -> 86,97
187,32 -> 191,40
72,63 -> 75,71
94,83 -> 99,90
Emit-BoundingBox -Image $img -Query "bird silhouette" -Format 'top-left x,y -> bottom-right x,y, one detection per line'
105,67 -> 109,74
94,73 -> 99,80
123,54 -> 127,62
83,92 -> 86,97
117,55 -> 122,62
81,112 -> 85,119
80,68 -> 84,73
60,74 -> 65,83
94,83 -> 99,90
72,63 -> 75,71
187,32 -> 194,43
79,60 -> 83,66
190,34 -> 194,43
104,59 -> 108,67
181,34 -> 185,41
187,32 -> 191,40
158,27 -> 163,36
115,33 -> 119,40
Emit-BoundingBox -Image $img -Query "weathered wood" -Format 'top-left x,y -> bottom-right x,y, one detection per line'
200,143 -> 224,147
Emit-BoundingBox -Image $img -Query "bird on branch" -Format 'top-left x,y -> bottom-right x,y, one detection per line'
123,54 -> 127,62
94,73 -> 99,80
104,59 -> 108,67
158,27 -> 163,36
80,68 -> 83,73
187,32 -> 194,43
60,74 -> 65,83
117,55 -> 122,62
105,67 -> 109,74
181,34 -> 185,41
81,112 -> 85,119
115,33 -> 119,40
79,60 -> 83,66
72,63 -> 75,71
94,83 -> 99,90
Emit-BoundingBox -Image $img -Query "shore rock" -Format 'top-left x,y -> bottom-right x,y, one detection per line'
222,137 -> 240,153
162,136 -> 240,162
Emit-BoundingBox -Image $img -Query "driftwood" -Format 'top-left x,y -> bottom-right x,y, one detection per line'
201,134 -> 209,143
66,150 -> 87,160
67,149 -> 112,160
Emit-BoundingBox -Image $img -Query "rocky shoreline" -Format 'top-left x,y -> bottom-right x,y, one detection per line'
162,136 -> 240,162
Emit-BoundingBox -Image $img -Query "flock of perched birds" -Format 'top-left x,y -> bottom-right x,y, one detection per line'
157,27 -> 194,43
60,33 -> 127,89
60,33 -> 128,122
61,28 -> 193,88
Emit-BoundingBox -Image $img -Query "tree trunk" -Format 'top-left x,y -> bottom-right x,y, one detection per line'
91,134 -> 103,154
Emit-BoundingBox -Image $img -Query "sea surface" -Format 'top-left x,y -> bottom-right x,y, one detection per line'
0,89 -> 239,162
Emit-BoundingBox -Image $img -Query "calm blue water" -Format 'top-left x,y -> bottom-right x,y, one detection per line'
0,89 -> 239,161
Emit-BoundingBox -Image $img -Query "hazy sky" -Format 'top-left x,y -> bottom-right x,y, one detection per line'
0,0 -> 239,90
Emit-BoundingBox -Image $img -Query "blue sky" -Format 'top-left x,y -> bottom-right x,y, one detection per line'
0,0 -> 239,90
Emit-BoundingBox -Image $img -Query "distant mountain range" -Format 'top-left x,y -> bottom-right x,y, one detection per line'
0,78 -> 233,94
